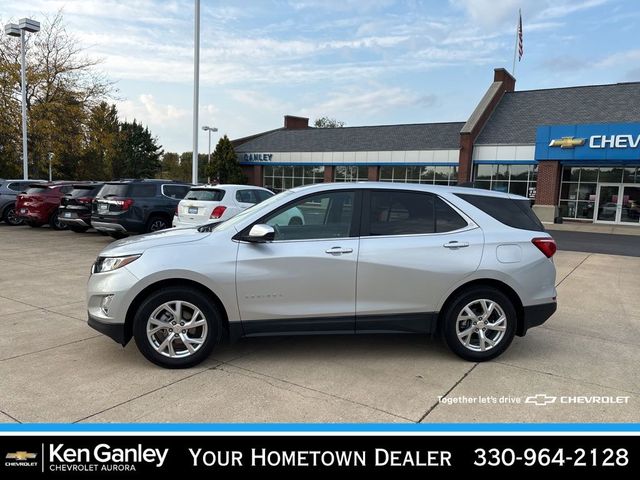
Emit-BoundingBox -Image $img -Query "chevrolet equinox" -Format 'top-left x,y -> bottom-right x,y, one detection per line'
87,183 -> 557,368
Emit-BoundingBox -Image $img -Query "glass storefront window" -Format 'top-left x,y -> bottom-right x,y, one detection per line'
562,167 -> 581,182
623,167 -> 636,183
378,166 -> 457,185
598,168 -> 623,182
334,166 -> 368,182
263,165 -> 324,192
472,164 -> 537,200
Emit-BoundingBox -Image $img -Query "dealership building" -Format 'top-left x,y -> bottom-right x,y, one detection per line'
234,68 -> 640,225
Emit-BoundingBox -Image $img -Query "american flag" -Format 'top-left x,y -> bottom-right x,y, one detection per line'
517,10 -> 523,61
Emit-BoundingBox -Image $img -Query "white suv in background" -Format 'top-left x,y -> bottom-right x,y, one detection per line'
173,185 -> 273,228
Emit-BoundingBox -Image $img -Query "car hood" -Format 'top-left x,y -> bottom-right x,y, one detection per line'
99,227 -> 210,257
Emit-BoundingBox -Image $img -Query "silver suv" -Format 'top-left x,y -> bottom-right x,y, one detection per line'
87,183 -> 557,368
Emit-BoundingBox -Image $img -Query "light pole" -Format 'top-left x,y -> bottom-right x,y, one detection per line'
5,18 -> 40,180
202,126 -> 218,183
191,0 -> 200,185
48,152 -> 54,181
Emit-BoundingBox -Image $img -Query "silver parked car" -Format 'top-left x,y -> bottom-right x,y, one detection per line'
87,182 -> 557,368
0,179 -> 45,225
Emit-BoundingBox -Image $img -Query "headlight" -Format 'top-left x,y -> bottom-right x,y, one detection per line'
93,255 -> 141,273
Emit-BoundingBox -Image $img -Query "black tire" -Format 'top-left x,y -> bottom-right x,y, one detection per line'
49,209 -> 68,230
146,215 -> 170,233
69,226 -> 90,233
442,287 -> 516,362
108,231 -> 127,239
133,287 -> 221,368
2,205 -> 23,226
26,221 -> 42,228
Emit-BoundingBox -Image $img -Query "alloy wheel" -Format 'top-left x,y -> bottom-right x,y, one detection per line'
5,207 -> 22,225
146,301 -> 208,358
149,219 -> 168,231
455,299 -> 507,352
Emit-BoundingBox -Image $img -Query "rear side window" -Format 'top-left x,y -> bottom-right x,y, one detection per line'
7,182 -> 23,192
435,197 -> 468,232
185,189 -> 225,201
255,190 -> 274,202
236,189 -> 268,204
98,184 -> 129,198
369,191 -> 435,235
129,184 -> 157,197
456,193 -> 544,232
163,185 -> 190,199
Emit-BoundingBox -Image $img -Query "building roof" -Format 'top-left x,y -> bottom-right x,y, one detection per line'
476,82 -> 640,144
235,122 -> 464,152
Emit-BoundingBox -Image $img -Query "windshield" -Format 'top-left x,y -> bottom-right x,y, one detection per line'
214,189 -> 295,232
185,189 -> 225,201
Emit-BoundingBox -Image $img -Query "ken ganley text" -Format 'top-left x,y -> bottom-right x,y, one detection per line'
189,448 -> 452,467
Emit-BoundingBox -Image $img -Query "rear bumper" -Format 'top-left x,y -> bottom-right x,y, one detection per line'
518,301 -> 557,336
92,220 -> 128,233
59,217 -> 91,227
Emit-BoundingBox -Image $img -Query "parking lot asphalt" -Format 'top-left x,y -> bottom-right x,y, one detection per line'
0,223 -> 638,424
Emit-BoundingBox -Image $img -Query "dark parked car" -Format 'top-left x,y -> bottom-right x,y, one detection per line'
15,182 -> 76,229
58,183 -> 105,233
91,179 -> 192,239
0,179 -> 45,225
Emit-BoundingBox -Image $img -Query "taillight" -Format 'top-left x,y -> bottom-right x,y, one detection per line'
532,237 -> 557,258
210,205 -> 227,219
113,198 -> 134,210
175,205 -> 179,217
77,197 -> 93,204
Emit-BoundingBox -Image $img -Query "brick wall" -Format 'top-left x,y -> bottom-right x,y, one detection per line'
535,161 -> 561,205
241,165 -> 263,186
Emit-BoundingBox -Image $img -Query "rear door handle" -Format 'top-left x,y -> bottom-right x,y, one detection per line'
325,246 -> 353,255
443,241 -> 469,249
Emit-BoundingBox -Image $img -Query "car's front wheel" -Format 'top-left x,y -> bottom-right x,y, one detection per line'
133,287 -> 221,368
50,209 -> 68,230
442,287 -> 516,362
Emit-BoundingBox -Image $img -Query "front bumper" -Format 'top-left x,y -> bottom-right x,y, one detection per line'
518,301 -> 557,336
88,314 -> 127,345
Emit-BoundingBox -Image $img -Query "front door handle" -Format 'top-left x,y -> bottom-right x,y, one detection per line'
325,246 -> 353,255
443,241 -> 469,249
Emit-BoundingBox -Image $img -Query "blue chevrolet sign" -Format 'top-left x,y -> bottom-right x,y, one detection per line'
535,122 -> 640,162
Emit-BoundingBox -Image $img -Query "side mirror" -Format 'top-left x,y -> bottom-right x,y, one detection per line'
245,224 -> 275,243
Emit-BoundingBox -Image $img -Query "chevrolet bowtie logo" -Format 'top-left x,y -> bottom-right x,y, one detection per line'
525,394 -> 557,406
549,136 -> 586,148
5,451 -> 37,461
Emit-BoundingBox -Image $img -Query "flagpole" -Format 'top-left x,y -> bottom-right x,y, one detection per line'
512,8 -> 520,76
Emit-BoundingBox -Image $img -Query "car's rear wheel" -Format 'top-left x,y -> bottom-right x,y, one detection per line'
133,288 -> 221,368
49,209 -> 68,230
3,205 -> 23,226
146,215 -> 170,233
69,226 -> 90,233
442,287 -> 516,362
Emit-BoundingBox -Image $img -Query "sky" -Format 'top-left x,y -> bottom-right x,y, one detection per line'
2,0 -> 640,153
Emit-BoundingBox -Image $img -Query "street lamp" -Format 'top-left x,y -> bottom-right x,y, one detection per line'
202,126 -> 218,183
48,152 -> 54,181
4,17 -> 40,180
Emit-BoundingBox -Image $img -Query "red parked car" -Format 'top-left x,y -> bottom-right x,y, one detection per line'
15,182 -> 76,229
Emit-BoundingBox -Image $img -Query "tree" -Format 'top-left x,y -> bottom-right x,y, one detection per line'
113,120 -> 163,179
207,135 -> 246,184
0,11 -> 112,179
314,116 -> 345,128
